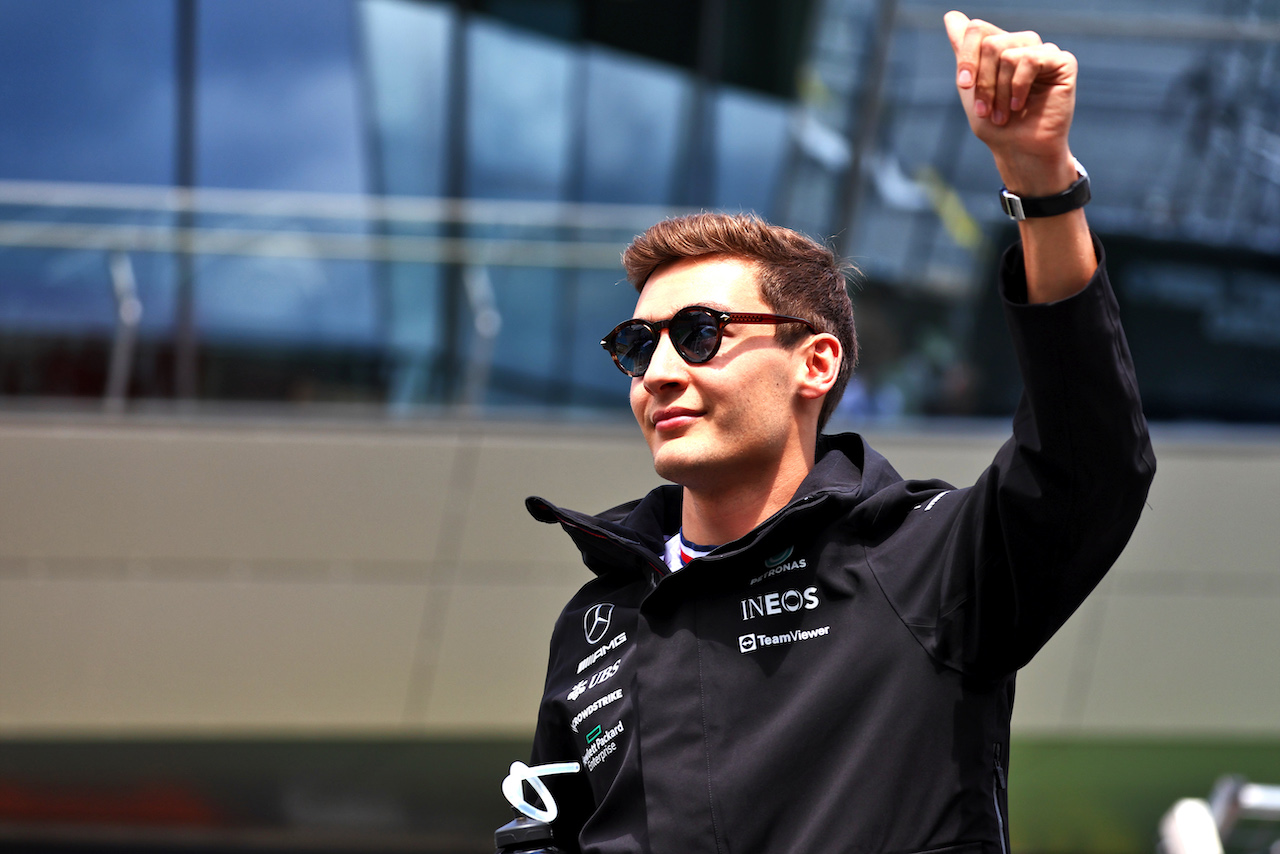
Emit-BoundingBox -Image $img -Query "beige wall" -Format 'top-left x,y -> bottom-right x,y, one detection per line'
0,415 -> 1276,738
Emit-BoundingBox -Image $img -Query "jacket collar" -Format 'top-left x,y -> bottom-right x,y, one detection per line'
526,432 -> 903,579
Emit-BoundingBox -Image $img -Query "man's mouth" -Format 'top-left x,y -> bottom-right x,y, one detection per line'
652,408 -> 700,432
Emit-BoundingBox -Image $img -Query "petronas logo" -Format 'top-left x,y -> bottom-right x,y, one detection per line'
764,546 -> 794,568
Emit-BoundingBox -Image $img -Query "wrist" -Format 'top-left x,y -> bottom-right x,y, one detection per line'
999,157 -> 1089,222
992,150 -> 1080,197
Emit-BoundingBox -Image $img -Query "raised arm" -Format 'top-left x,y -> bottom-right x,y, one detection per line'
945,10 -> 1094,304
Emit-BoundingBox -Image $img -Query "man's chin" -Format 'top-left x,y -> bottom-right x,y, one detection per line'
650,441 -> 716,486
655,440 -> 696,481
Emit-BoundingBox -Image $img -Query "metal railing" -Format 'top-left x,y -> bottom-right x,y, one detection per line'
0,179 -> 694,410
0,179 -> 688,268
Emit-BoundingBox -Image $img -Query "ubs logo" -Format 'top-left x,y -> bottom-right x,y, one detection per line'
584,603 -> 614,645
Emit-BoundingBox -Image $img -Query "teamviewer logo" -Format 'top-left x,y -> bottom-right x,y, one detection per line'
738,634 -> 757,653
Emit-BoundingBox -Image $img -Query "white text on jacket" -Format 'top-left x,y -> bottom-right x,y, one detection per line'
577,631 -> 627,673
740,587 -> 820,620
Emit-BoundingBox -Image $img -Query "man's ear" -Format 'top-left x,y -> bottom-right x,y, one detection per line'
797,334 -> 841,401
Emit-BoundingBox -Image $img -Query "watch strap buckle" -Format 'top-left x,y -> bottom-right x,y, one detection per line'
1000,189 -> 1026,221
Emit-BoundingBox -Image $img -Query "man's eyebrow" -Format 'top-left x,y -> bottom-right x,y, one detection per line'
636,301 -> 733,321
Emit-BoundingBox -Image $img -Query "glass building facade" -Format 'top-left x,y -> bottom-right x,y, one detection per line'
2,0 -> 1279,422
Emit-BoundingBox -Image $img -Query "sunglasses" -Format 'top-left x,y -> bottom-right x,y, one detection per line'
601,305 -> 817,377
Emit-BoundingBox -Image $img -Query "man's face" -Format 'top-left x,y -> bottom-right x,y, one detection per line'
628,255 -> 809,490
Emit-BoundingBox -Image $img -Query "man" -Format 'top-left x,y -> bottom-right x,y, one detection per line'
523,11 -> 1156,854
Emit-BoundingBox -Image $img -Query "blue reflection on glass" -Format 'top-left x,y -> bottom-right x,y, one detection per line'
0,0 -> 176,184
193,256 -> 380,345
581,47 -> 689,205
0,0 -> 804,408
361,0 -> 453,198
0,0 -> 177,337
468,20 -> 572,201
715,86 -> 790,217
193,0 -> 377,347
360,0 -> 453,406
567,269 -> 640,406
196,0 -> 365,192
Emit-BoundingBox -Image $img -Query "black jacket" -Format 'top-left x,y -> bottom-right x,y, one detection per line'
526,242 -> 1156,854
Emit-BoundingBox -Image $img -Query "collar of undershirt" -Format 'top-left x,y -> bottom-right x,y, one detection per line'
663,530 -> 719,572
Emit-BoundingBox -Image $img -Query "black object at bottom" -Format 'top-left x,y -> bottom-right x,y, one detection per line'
494,814 -> 563,854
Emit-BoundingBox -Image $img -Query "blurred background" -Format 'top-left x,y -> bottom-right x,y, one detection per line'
0,0 -> 1277,852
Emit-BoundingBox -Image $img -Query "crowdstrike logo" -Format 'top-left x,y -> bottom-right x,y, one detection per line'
570,688 -> 622,732
739,625 -> 831,653
583,603 -> 614,645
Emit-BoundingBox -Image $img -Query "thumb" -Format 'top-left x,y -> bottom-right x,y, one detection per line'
943,10 -> 970,56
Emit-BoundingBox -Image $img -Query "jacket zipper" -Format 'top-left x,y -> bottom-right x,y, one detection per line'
992,743 -> 1009,854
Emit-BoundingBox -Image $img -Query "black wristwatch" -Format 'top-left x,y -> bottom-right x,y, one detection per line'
999,158 -> 1090,221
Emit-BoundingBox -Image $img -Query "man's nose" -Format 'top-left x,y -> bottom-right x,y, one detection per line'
641,330 -> 688,389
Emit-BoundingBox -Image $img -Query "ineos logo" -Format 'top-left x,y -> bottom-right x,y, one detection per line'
740,587 -> 820,621
584,603 -> 614,645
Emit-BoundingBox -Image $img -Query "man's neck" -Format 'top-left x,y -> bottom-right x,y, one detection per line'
679,451 -> 814,546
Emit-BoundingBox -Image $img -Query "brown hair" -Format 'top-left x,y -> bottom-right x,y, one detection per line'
622,212 -> 858,431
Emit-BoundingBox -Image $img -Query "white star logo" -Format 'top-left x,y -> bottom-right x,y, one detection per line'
583,603 -> 614,645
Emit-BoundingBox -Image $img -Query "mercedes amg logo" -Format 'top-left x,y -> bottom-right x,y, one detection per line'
583,603 -> 614,645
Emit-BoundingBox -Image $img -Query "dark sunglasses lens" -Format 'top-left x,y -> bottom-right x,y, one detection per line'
612,322 -> 656,376
670,310 -> 721,363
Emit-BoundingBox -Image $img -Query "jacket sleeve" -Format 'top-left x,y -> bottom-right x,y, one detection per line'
921,236 -> 1156,676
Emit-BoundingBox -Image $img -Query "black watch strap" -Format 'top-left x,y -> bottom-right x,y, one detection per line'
1000,158 -> 1090,221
